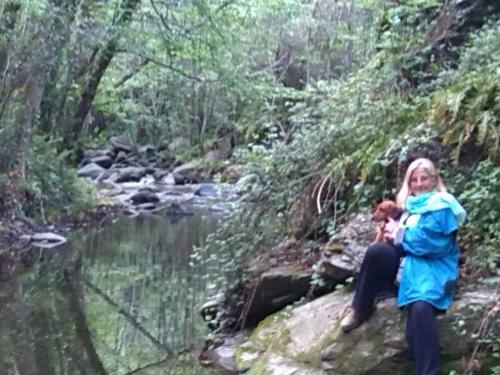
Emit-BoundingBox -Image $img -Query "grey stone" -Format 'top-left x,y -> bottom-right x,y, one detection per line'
234,289 -> 497,374
322,210 -> 377,274
172,161 -> 202,183
115,167 -> 147,183
224,164 -> 245,181
130,190 -> 160,205
90,155 -> 113,169
31,232 -> 67,248
115,151 -> 128,163
77,163 -> 105,180
194,184 -> 218,197
109,137 -> 135,154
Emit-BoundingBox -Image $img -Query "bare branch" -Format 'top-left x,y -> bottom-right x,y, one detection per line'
149,0 -> 172,34
82,278 -> 173,355
114,58 -> 150,87
116,49 -> 214,82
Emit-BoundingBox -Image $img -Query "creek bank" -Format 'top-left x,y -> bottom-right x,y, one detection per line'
200,209 -> 499,374
1,137 -> 247,277
200,210 -> 377,333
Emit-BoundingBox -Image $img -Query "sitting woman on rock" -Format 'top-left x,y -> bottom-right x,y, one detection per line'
340,157 -> 466,375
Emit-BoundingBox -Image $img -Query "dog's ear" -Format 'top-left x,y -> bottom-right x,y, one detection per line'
386,201 -> 401,219
372,201 -> 389,221
373,200 -> 400,221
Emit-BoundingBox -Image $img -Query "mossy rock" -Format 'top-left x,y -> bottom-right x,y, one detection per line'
234,288 -> 497,374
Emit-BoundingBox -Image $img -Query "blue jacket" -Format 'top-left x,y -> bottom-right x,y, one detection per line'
397,193 -> 464,310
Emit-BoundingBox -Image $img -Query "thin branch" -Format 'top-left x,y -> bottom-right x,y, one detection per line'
116,50 -> 212,82
82,278 -> 173,354
120,357 -> 169,375
120,347 -> 193,375
149,0 -> 172,34
114,58 -> 150,88
183,0 -> 238,33
238,279 -> 259,330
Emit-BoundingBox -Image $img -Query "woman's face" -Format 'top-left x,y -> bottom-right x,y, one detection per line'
409,167 -> 436,195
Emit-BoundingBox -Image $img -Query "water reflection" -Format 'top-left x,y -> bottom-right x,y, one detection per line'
0,208 -> 223,375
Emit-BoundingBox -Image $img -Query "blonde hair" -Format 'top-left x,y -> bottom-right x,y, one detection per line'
396,158 -> 447,208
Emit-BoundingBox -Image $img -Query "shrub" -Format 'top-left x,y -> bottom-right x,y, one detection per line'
25,135 -> 96,221
457,160 -> 500,275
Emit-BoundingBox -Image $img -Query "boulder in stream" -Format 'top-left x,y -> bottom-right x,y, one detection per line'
109,137 -> 136,154
172,161 -> 202,183
114,167 -> 147,183
77,163 -> 105,180
30,232 -> 67,248
194,184 -> 218,197
89,154 -> 114,169
130,189 -> 160,205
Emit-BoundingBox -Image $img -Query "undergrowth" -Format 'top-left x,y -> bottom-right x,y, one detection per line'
203,18 -> 500,287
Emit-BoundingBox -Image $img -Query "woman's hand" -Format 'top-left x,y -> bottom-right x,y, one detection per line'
383,217 -> 398,242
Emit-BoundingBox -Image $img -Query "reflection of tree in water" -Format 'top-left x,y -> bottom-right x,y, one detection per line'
0,210 -> 220,374
0,266 -> 39,374
0,249 -> 109,375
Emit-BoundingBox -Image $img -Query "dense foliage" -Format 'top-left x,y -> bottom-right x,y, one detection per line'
0,0 -> 498,374
0,0 -> 376,221
0,0 -> 496,268
203,5 -> 500,280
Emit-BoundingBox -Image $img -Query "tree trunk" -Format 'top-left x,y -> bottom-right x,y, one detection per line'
69,0 -> 142,153
0,273 -> 40,375
59,270 -> 109,375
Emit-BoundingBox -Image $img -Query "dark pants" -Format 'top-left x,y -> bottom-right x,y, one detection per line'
352,243 -> 440,375
406,301 -> 440,375
352,242 -> 402,315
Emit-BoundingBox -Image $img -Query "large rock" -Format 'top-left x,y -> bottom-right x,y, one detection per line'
172,161 -> 203,183
89,155 -> 114,169
80,149 -> 115,166
77,163 -> 105,180
321,210 -> 377,275
223,164 -> 245,182
232,288 -> 498,374
161,172 -> 190,185
130,189 -> 160,205
115,150 -> 128,164
194,184 -> 218,197
109,137 -> 135,154
237,266 -> 314,328
30,232 -> 67,248
114,167 -> 147,183
215,240 -> 342,331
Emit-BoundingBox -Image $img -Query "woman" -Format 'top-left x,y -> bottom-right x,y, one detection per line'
340,158 -> 466,375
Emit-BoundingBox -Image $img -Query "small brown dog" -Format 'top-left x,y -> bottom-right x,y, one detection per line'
372,200 -> 402,243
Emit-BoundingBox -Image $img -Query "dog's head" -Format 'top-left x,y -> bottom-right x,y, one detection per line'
372,200 -> 400,222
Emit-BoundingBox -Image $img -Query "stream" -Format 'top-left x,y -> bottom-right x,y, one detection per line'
0,202 -> 228,375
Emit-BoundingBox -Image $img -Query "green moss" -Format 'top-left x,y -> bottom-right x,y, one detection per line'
234,309 -> 293,373
235,342 -> 262,371
249,310 -> 292,350
247,355 -> 269,375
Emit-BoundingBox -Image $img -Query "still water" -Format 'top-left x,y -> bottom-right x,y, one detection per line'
0,208 -> 225,375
